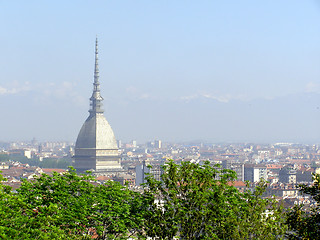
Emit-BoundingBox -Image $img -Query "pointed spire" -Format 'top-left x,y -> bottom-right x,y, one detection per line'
94,36 -> 99,84
89,37 -> 104,115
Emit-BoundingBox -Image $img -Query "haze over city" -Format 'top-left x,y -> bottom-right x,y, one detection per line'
1,1 -> 320,143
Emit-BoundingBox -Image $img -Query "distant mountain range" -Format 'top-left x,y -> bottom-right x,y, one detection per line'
109,92 -> 320,143
1,91 -> 320,143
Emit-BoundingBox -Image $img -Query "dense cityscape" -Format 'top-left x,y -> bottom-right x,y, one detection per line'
1,139 -> 319,208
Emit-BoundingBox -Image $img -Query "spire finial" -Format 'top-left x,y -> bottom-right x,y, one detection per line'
94,37 -> 99,83
89,37 -> 104,115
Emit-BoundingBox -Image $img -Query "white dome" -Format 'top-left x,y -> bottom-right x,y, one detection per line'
75,113 -> 118,150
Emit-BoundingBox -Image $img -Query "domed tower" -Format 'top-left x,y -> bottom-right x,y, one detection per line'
74,38 -> 122,173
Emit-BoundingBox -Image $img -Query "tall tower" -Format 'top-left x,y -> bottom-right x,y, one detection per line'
74,38 -> 122,173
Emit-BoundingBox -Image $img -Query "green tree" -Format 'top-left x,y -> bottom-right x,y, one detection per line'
0,172 -> 69,239
39,157 -> 73,169
286,173 -> 320,239
12,156 -> 73,169
93,182 -> 146,239
238,180 -> 286,239
142,160 -> 287,239
0,162 -> 289,239
0,168 -> 144,239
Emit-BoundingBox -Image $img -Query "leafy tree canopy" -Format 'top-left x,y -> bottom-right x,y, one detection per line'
287,173 -> 320,239
0,161 -> 289,239
142,160 -> 287,240
0,167 -> 143,239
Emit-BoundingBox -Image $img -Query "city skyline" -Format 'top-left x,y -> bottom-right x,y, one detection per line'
1,1 -> 320,143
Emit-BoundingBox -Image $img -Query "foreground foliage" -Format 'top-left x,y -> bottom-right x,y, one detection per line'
143,160 -> 287,239
0,167 -> 143,239
287,173 -> 320,239
0,161 -> 288,239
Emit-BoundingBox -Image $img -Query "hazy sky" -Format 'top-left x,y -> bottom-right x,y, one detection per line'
1,1 -> 320,143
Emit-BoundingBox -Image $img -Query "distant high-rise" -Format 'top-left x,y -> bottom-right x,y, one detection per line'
74,38 -> 122,173
244,164 -> 267,182
154,140 -> 162,149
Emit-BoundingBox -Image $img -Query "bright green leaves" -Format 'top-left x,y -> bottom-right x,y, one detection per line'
0,167 -> 143,239
0,162 -> 288,239
286,173 -> 320,239
142,160 -> 287,240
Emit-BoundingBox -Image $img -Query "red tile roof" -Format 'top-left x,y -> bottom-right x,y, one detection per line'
228,181 -> 246,187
